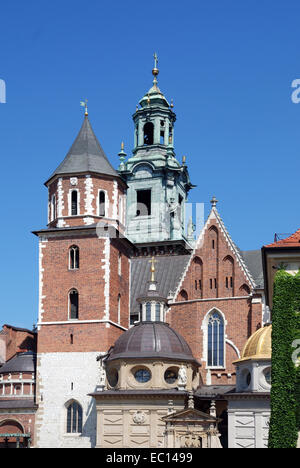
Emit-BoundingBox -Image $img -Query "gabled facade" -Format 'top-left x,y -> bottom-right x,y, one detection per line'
167,202 -> 265,386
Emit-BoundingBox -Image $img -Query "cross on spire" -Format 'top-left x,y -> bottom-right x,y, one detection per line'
149,256 -> 157,282
154,52 -> 158,69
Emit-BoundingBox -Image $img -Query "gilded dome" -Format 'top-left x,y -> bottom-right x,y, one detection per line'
237,325 -> 272,362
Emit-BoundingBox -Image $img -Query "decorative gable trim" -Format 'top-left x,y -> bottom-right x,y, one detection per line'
173,207 -> 256,301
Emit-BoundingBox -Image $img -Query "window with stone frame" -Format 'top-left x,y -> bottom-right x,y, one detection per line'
66,401 -> 83,434
207,311 -> 225,367
69,246 -> 79,270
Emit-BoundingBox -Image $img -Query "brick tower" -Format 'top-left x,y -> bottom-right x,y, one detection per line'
33,109 -> 132,448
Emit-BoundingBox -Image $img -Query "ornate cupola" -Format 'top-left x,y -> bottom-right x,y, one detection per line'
119,54 -> 195,247
136,257 -> 168,323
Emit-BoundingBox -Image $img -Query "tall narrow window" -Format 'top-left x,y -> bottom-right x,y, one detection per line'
69,246 -> 79,270
155,303 -> 161,321
207,311 -> 224,367
69,289 -> 79,320
66,401 -> 83,433
71,191 -> 78,216
118,294 -> 121,324
51,194 -> 56,221
99,191 -> 106,217
118,253 -> 122,276
146,302 -> 151,321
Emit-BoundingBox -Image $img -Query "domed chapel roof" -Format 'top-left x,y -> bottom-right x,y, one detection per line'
239,325 -> 272,362
106,321 -> 199,365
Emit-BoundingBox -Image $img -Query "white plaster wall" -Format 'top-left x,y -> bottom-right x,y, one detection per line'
228,400 -> 270,449
35,352 -> 100,448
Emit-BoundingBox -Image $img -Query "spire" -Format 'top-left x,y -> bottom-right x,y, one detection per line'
152,52 -> 159,86
47,115 -> 119,184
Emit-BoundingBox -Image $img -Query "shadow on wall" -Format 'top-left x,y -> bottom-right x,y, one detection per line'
83,390 -> 97,448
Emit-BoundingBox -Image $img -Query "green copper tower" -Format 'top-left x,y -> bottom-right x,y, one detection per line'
119,55 -> 195,248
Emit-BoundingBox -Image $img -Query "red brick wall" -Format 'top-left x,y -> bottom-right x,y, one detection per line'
48,174 -> 126,231
168,216 -> 263,385
1,327 -> 36,362
38,231 -> 130,353
0,414 -> 36,446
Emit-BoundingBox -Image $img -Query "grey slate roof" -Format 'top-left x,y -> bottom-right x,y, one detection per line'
240,249 -> 264,289
0,352 -> 36,374
130,255 -> 190,314
47,116 -> 119,182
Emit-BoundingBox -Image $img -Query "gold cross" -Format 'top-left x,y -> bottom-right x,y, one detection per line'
149,256 -> 157,282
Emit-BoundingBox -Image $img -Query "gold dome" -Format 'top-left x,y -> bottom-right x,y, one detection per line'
235,325 -> 272,363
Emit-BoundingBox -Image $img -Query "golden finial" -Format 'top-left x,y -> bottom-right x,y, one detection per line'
182,155 -> 186,164
136,105 -> 139,112
121,141 -> 124,151
170,99 -> 174,109
149,256 -> 157,282
147,93 -> 151,105
80,99 -> 88,116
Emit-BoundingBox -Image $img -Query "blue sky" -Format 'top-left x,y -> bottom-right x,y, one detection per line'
1,0 -> 300,329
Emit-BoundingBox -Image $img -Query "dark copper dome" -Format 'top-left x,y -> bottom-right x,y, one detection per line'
107,322 -> 198,364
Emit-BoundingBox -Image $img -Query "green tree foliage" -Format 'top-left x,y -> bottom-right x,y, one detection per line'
268,270 -> 299,448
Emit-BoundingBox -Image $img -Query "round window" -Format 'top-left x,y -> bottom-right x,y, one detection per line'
164,369 -> 178,384
264,368 -> 271,385
134,368 -> 151,383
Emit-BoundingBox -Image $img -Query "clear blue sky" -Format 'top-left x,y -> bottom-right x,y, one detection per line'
1,0 -> 300,329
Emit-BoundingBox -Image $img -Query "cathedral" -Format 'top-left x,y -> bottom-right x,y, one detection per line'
0,58 -> 271,449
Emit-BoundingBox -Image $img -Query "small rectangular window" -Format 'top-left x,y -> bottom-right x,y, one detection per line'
214,278 -> 217,289
71,191 -> 78,216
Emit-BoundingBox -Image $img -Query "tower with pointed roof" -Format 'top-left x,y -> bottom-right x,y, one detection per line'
33,110 -> 133,448
119,55 -> 194,248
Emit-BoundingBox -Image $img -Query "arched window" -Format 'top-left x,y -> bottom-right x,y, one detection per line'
69,289 -> 79,320
207,311 -> 224,367
99,191 -> 106,217
71,190 -> 78,216
66,401 -> 83,434
143,122 -> 154,145
69,246 -> 79,270
239,284 -> 251,296
146,302 -> 151,321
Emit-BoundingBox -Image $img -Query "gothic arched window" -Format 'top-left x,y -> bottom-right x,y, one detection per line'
207,311 -> 224,367
69,246 -> 79,270
69,289 -> 79,320
143,122 -> 154,145
66,401 -> 83,434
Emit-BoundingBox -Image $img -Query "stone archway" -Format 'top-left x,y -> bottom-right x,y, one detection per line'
0,419 -> 30,448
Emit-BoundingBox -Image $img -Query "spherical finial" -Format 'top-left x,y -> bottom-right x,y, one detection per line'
121,141 -> 124,151
182,155 -> 186,165
170,99 -> 174,109
210,196 -> 218,208
152,52 -> 159,85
